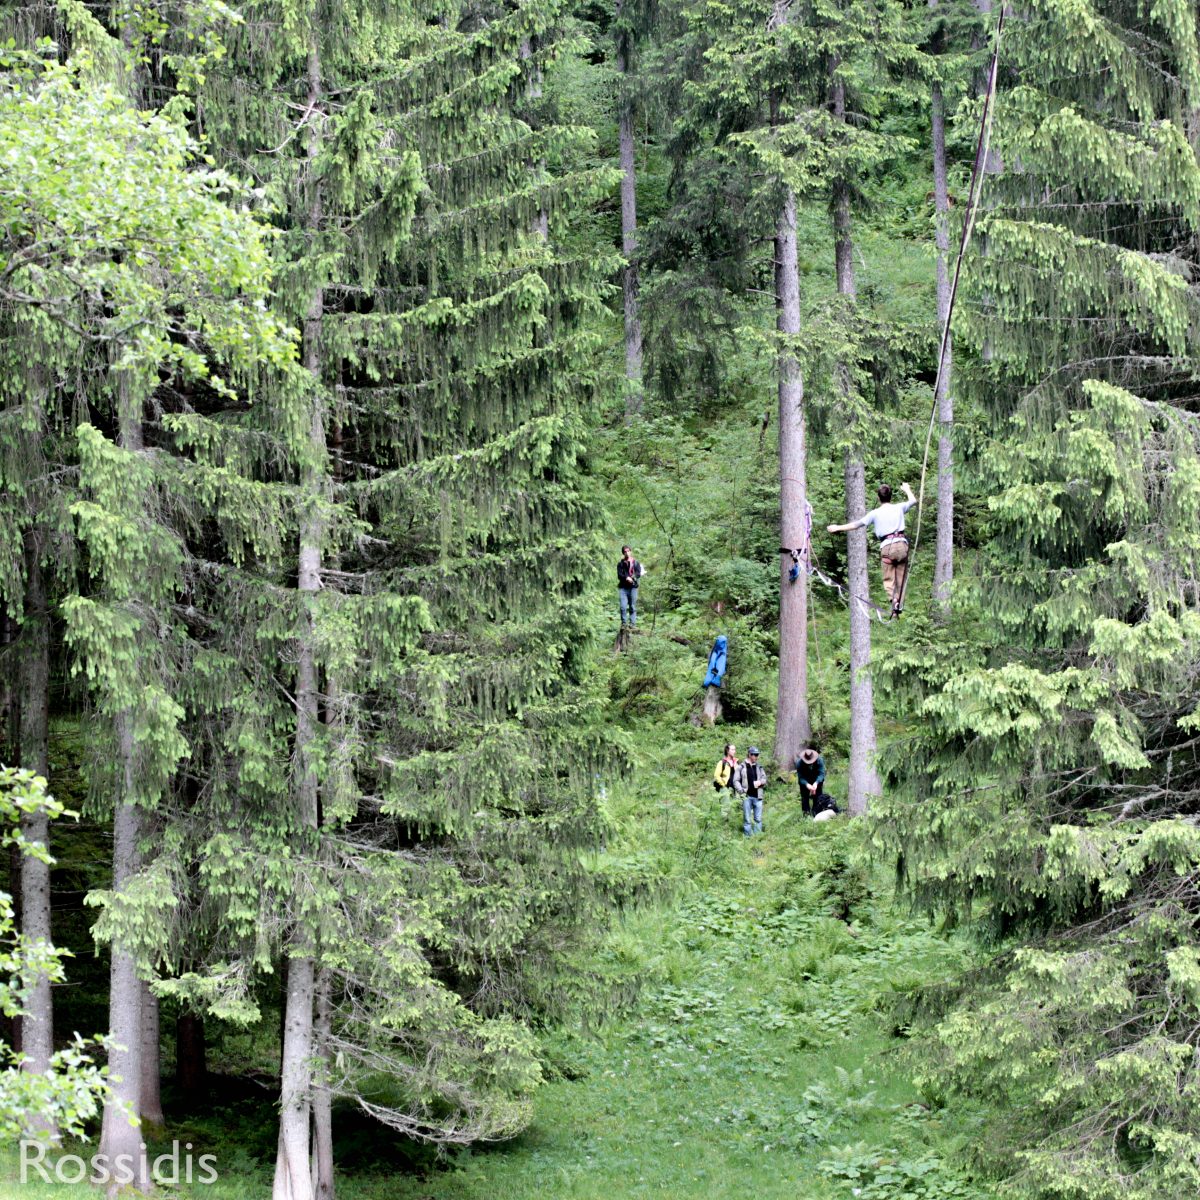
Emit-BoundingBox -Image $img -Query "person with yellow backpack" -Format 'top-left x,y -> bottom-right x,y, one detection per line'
713,744 -> 741,798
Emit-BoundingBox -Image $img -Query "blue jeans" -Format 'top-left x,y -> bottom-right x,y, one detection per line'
743,795 -> 763,836
619,586 -> 638,626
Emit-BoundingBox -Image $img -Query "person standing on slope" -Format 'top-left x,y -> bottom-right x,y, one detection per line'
827,482 -> 917,615
617,544 -> 644,629
713,743 -> 739,794
794,745 -> 827,818
739,746 -> 767,837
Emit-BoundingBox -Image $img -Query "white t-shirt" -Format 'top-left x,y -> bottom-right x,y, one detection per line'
860,499 -> 915,540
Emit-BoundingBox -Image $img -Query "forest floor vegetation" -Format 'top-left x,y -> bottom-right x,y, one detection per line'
1,701 -> 990,1199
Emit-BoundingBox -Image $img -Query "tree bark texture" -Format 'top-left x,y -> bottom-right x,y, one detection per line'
1,607 -> 14,757
97,377 -> 150,1194
519,39 -> 550,240
275,954 -> 317,1200
139,980 -> 164,1129
312,969 -> 335,1200
773,184 -> 811,766
616,5 -> 643,420
4,603 -> 20,1053
931,79 -> 954,609
98,714 -> 150,1193
273,37 -> 325,1200
832,72 -> 879,815
972,0 -> 1004,174
18,536 -> 55,1137
843,458 -> 882,814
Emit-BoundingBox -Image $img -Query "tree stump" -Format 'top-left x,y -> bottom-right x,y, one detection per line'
701,685 -> 722,726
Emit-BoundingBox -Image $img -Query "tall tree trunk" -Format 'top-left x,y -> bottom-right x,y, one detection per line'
3,604 -> 20,1056
98,732 -> 148,1192
832,73 -> 880,815
97,382 -> 150,1194
311,652 -> 341,1199
833,189 -> 854,297
843,458 -> 881,813
274,37 -> 324,1200
97,29 -> 152,1189
276,949 -> 316,1200
616,4 -> 643,421
2,604 -> 16,759
18,536 -> 55,1139
312,969 -> 335,1200
931,77 -> 954,610
972,0 -> 1003,174
175,1008 -> 207,1097
519,40 -> 550,239
139,980 -> 164,1130
773,181 -> 811,766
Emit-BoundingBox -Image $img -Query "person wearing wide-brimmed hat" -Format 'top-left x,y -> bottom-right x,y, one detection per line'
794,745 -> 826,817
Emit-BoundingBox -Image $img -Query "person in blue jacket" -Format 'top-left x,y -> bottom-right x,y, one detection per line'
795,745 -> 827,817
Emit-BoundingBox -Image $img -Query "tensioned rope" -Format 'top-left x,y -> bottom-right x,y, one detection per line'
783,500 -> 893,623
780,9 -> 1006,623
895,6 -> 1007,615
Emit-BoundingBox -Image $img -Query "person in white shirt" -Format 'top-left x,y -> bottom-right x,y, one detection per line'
826,482 -> 917,614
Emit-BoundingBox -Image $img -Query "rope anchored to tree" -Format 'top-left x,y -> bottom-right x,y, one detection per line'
897,5 -> 1006,615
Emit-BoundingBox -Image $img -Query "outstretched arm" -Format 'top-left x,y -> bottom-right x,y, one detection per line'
900,482 -> 917,511
827,517 -> 866,535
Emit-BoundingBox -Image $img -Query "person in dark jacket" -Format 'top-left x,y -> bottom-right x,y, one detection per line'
739,747 -> 767,836
617,544 -> 643,628
795,745 -> 827,817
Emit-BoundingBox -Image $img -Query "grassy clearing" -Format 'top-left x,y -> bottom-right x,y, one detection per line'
362,738 -> 988,1200
0,644 -> 988,1200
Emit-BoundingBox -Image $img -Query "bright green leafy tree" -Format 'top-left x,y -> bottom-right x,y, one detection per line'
0,23 -> 299,1178
119,2 -> 626,1195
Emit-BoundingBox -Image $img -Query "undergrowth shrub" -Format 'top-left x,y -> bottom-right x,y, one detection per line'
718,671 -> 772,724
815,826 -> 872,922
819,1142 -> 988,1199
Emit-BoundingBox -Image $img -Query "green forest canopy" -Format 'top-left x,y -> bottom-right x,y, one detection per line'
1,0 -> 1200,1197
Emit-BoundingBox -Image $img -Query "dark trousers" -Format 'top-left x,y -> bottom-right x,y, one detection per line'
799,782 -> 824,816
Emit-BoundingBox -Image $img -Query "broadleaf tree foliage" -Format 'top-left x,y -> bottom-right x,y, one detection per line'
2,1 -> 616,1195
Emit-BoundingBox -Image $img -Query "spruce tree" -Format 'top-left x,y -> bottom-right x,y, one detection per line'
615,0 -> 647,419
150,2 -> 619,1191
924,0 -> 988,610
658,0 -> 818,762
879,2 -> 1200,1191
0,11 -> 300,1173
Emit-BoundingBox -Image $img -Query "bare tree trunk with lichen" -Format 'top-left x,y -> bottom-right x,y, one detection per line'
616,0 -> 643,420
273,35 -> 325,1200
832,71 -> 880,816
